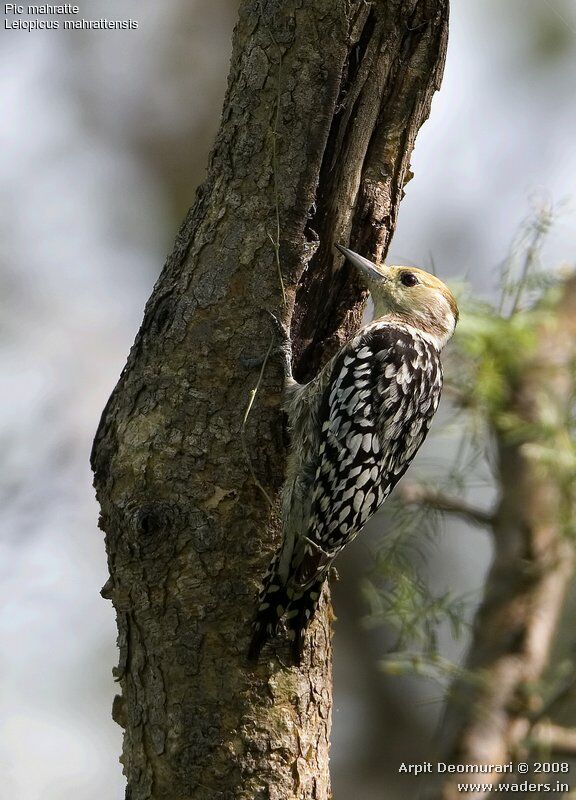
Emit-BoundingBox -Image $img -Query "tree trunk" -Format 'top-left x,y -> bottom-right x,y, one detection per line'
91,1 -> 449,798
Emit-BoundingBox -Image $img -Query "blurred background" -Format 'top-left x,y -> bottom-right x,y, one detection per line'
0,1 -> 575,798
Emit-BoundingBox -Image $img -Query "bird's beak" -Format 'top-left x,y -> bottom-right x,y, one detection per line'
335,244 -> 387,283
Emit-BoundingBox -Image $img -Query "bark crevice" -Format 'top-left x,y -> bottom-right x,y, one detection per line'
292,0 -> 448,383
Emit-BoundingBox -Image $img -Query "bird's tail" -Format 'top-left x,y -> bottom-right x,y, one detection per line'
248,564 -> 292,662
285,576 -> 326,662
248,571 -> 327,664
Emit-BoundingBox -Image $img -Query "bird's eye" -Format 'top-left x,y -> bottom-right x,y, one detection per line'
400,272 -> 419,287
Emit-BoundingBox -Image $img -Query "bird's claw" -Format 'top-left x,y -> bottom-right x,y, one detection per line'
267,311 -> 293,380
267,311 -> 290,343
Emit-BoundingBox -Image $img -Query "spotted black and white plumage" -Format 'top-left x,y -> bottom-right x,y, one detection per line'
248,246 -> 458,662
311,324 -> 442,549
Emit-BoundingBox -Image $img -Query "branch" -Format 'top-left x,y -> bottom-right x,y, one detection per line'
433,277 -> 576,800
398,483 -> 494,527
530,666 -> 576,725
528,722 -> 576,758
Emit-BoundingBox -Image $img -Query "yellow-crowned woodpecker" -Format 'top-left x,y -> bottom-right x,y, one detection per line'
249,244 -> 459,661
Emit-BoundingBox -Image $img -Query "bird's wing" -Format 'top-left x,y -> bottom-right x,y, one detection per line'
299,325 -> 442,568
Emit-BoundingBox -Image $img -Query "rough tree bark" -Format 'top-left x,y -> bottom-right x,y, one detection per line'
91,2 -> 449,798
432,278 -> 576,800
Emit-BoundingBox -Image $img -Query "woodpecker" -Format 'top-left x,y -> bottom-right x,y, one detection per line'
248,244 -> 459,662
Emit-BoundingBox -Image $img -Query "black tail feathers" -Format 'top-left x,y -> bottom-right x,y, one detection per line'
247,583 -> 291,662
247,576 -> 326,664
284,577 -> 325,663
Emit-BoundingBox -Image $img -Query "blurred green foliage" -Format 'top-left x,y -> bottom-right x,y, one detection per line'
366,206 -> 575,682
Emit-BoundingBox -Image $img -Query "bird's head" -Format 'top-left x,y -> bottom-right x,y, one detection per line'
336,244 -> 459,350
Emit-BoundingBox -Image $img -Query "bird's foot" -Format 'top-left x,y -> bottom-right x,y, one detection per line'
267,311 -> 294,381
